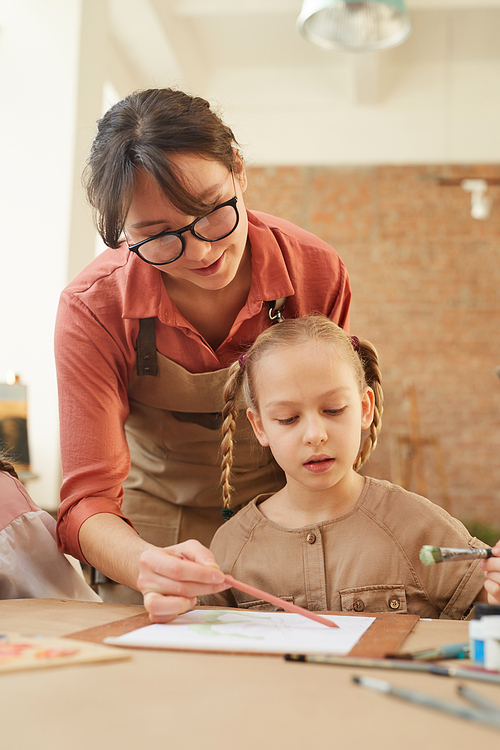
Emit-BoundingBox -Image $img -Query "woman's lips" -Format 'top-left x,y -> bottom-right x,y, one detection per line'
190,253 -> 224,276
303,456 -> 335,474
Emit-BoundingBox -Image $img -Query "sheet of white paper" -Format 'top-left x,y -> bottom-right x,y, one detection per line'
104,610 -> 375,655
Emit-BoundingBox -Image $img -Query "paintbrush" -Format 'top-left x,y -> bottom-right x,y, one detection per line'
353,675 -> 500,730
419,546 -> 493,565
223,574 -> 338,628
457,685 -> 500,718
393,641 -> 470,660
284,654 -> 500,684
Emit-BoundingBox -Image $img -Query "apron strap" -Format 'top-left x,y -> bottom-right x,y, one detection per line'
135,297 -> 287,377
265,297 -> 286,323
136,318 -> 158,376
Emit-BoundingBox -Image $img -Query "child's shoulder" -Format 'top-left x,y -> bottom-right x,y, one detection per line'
0,471 -> 40,531
213,496 -> 268,540
210,496 -> 270,562
362,476 -> 470,534
364,476 -> 443,507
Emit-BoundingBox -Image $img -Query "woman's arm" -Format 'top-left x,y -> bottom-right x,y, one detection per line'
79,513 -> 228,622
55,291 -> 136,559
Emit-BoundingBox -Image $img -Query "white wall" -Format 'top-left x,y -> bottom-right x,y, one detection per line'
103,2 -> 500,166
0,0 -> 137,511
0,0 -> 83,510
0,0 -> 114,511
205,9 -> 500,165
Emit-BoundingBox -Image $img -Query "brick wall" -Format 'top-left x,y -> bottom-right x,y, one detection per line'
245,165 -> 500,528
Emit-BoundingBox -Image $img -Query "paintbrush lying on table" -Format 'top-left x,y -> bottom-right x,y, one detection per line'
419,546 -> 493,565
223,574 -> 338,628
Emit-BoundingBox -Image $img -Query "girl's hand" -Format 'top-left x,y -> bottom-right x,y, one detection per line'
137,540 -> 228,623
480,542 -> 500,604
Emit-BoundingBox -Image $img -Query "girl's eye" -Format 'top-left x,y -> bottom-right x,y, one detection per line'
276,416 -> 297,425
325,407 -> 346,416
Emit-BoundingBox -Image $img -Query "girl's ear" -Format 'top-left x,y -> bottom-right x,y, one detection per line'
246,408 -> 269,446
233,150 -> 247,193
360,387 -> 375,430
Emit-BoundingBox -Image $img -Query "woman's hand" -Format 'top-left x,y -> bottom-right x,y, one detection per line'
137,539 -> 229,623
480,542 -> 500,604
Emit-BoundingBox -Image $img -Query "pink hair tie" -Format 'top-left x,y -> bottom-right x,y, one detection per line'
350,335 -> 360,352
238,353 -> 248,371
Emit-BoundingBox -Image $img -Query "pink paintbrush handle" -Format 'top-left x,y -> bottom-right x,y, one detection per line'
224,574 -> 338,629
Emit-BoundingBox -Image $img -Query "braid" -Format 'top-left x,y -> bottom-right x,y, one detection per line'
220,360 -> 245,518
354,339 -> 384,471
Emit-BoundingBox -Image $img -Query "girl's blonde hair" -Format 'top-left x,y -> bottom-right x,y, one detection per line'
220,315 -> 383,516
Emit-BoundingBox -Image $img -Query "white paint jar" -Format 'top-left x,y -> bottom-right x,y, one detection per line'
482,615 -> 500,671
469,619 -> 485,665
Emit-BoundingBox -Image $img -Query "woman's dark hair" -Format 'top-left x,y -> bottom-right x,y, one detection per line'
84,88 -> 240,248
0,456 -> 18,479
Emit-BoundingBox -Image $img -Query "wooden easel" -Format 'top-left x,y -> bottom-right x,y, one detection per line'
0,375 -> 37,484
390,385 -> 451,513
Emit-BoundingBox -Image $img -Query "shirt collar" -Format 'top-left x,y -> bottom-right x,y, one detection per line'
246,210 -> 295,307
120,250 -> 165,320
121,210 -> 296,322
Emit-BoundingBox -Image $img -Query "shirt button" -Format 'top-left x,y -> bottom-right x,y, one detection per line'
353,599 -> 365,612
389,598 -> 400,610
306,533 -> 316,544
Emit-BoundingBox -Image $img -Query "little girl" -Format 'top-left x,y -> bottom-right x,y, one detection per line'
203,315 -> 500,618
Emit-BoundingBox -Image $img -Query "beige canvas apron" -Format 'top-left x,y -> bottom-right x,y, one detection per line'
98,309 -> 286,603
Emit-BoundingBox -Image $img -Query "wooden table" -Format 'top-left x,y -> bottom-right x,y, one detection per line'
1,599 -> 499,748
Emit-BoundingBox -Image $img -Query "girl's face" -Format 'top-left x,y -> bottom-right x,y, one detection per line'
247,342 -> 374,495
124,153 -> 249,292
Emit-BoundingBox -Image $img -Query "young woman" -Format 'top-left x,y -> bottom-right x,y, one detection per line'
55,88 -> 351,615
203,316 -> 500,617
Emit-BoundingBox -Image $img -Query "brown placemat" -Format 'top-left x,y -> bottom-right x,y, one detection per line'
68,608 -> 418,658
346,612 -> 419,657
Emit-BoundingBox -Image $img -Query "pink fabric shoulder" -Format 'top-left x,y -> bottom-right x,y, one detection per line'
0,471 -> 40,531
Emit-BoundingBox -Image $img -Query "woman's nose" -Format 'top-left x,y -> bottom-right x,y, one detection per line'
183,232 -> 213,261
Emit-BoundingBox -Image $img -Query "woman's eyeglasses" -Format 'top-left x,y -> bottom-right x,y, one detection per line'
126,174 -> 240,266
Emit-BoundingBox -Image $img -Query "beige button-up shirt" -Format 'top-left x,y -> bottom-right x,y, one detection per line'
203,477 -> 487,619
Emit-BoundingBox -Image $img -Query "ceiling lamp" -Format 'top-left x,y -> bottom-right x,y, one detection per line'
297,0 -> 412,52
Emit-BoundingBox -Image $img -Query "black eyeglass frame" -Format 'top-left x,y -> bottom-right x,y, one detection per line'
126,195 -> 240,266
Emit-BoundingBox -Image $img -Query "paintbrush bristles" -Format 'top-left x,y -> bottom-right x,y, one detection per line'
419,546 -> 493,565
419,546 -> 443,564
